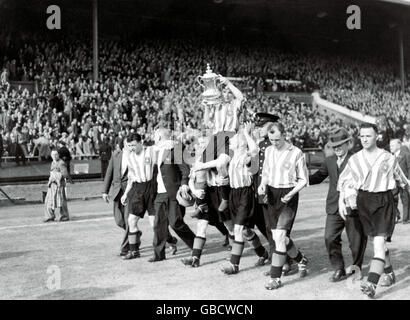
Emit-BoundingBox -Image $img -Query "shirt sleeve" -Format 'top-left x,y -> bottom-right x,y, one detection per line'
337,160 -> 358,199
233,98 -> 241,112
393,159 -> 410,188
261,147 -> 271,186
126,154 -> 137,182
295,151 -> 309,187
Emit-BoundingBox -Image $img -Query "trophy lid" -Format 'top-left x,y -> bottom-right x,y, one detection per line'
201,63 -> 218,79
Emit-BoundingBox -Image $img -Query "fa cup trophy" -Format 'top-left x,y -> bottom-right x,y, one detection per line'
197,64 -> 222,105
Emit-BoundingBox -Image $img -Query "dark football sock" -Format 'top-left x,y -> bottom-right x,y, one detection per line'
384,250 -> 393,273
287,239 -> 303,262
270,250 -> 287,278
246,232 -> 266,257
192,236 -> 206,258
230,241 -> 245,265
128,232 -> 137,252
368,258 -> 385,285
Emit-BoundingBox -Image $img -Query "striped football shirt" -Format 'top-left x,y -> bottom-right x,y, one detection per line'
126,146 -> 156,183
261,143 -> 309,188
207,169 -> 219,187
229,152 -> 253,189
213,99 -> 241,134
338,149 -> 409,193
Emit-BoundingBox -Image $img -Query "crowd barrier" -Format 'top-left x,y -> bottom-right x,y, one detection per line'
0,156 -> 103,184
0,149 -> 324,184
312,92 -> 377,125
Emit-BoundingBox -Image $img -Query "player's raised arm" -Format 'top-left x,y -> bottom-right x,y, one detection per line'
219,75 -> 244,103
243,122 -> 259,162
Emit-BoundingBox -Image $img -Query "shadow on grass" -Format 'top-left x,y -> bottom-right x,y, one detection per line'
36,285 -> 134,300
69,214 -> 112,221
0,250 -> 41,260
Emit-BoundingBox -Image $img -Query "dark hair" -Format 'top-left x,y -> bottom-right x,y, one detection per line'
125,133 -> 142,143
359,122 -> 378,134
268,122 -> 285,136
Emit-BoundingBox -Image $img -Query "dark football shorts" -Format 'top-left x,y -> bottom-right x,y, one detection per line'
229,186 -> 254,226
198,185 -> 230,223
357,189 -> 395,242
266,186 -> 299,231
127,179 -> 155,218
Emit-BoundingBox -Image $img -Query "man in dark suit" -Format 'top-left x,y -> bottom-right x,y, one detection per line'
390,139 -> 410,224
102,139 -> 130,256
309,128 -> 367,282
150,128 -> 195,262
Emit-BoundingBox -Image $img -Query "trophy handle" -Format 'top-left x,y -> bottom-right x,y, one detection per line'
216,74 -> 224,88
197,76 -> 204,88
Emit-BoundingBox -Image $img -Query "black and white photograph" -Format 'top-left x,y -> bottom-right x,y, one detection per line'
1,0 -> 410,305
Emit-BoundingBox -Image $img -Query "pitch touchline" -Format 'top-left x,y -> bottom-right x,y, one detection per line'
0,212 -> 113,231
300,198 -> 326,203
0,198 -> 326,231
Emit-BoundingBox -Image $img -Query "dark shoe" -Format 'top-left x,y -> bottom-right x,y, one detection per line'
379,272 -> 396,287
59,216 -> 69,222
330,269 -> 347,282
191,256 -> 200,267
255,251 -> 269,267
181,256 -> 200,267
168,239 -> 178,255
43,218 -> 55,223
265,278 -> 282,290
181,257 -> 193,266
222,235 -> 229,247
119,250 -> 128,257
282,262 -> 291,276
122,250 -> 140,260
298,256 -> 308,278
346,266 -> 363,280
148,256 -> 165,263
221,263 -> 239,275
360,282 -> 376,298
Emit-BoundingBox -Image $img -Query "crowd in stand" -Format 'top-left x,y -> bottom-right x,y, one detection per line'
1,36 -> 410,163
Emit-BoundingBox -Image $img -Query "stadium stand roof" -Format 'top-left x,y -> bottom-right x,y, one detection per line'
1,0 -> 409,48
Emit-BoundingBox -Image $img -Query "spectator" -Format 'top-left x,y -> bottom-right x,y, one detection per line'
0,125 -> 4,167
58,140 -> 73,183
99,134 -> 112,179
6,133 -> 26,165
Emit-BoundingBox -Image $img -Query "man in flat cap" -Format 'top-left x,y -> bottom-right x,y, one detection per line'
309,127 -> 367,282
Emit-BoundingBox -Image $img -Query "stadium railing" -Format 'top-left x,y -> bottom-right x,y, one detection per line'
0,154 -> 100,163
1,149 -> 323,184
312,92 -> 377,125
